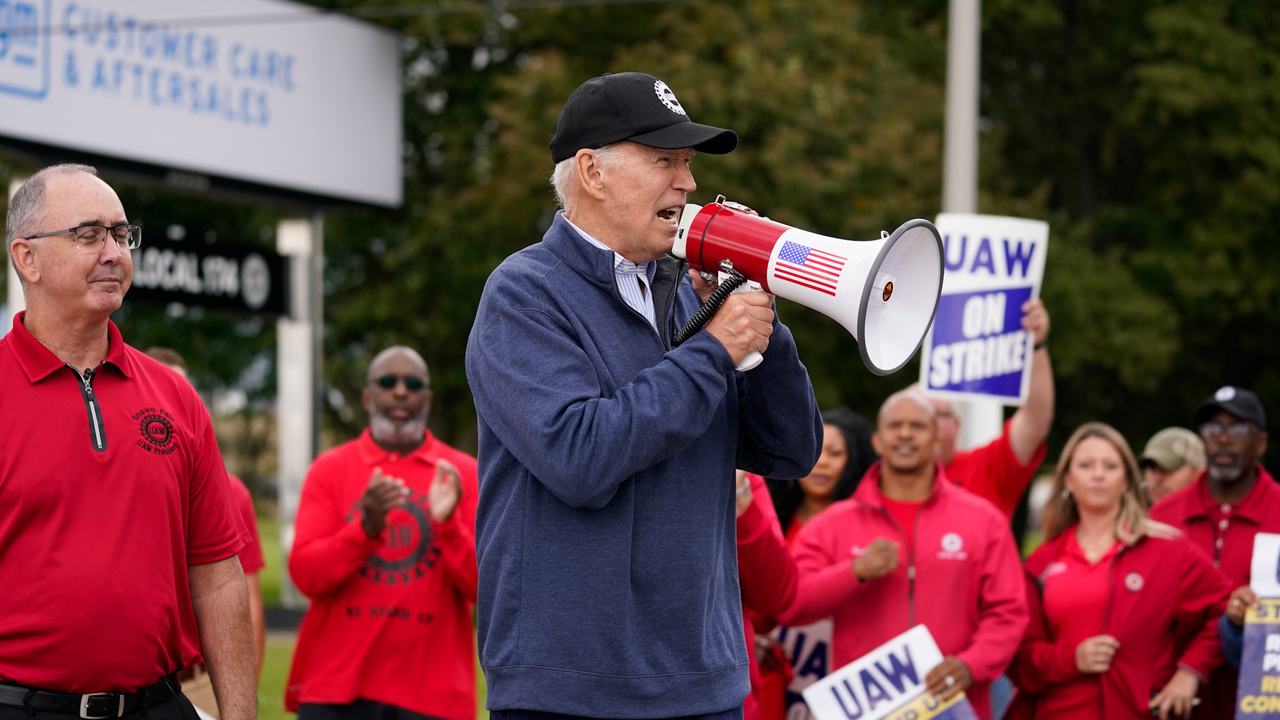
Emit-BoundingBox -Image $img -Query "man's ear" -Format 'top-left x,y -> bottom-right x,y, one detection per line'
576,149 -> 609,202
871,431 -> 884,457
362,386 -> 372,416
9,238 -> 39,285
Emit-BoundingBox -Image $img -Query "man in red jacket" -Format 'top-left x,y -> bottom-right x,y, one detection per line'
1150,386 -> 1273,720
286,346 -> 478,720
781,390 -> 1028,720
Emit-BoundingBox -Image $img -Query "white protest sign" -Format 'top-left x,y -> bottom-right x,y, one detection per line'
0,0 -> 402,206
918,214 -> 1049,405
776,619 -> 833,720
1252,533 -> 1280,597
802,625 -> 944,720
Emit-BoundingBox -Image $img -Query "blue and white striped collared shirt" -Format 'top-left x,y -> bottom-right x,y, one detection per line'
562,214 -> 658,330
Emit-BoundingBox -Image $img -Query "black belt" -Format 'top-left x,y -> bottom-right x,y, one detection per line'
0,676 -> 178,719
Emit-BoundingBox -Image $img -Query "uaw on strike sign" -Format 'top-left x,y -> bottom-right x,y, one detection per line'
803,626 -> 978,720
1237,533 -> 1280,718
918,214 -> 1049,405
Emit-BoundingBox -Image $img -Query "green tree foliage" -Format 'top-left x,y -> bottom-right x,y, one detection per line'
976,0 -> 1280,446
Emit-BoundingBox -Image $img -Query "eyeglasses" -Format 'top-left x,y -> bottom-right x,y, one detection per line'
1199,422 -> 1256,441
374,374 -> 427,392
26,224 -> 142,252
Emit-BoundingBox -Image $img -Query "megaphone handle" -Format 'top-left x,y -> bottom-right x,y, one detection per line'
736,351 -> 763,372
726,276 -> 765,371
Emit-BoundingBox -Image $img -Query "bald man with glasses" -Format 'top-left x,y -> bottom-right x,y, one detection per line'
286,346 -> 479,720
0,164 -> 255,720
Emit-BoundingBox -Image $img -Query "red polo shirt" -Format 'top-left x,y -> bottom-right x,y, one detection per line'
0,312 -> 248,692
286,429 -> 479,720
1035,532 -> 1123,718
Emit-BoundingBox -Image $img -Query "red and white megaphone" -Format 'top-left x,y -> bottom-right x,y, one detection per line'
672,197 -> 944,376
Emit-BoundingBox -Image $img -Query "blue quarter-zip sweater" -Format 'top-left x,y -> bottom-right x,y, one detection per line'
465,214 -> 822,718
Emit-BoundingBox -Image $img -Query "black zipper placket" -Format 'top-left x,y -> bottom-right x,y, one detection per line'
655,262 -> 683,350
70,363 -> 108,452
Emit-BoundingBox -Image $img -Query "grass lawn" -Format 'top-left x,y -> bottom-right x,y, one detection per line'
253,512 -> 488,720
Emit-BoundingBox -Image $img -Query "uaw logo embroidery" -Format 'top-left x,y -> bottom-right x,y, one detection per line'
132,408 -> 178,456
350,487 -> 441,585
654,80 -> 687,116
937,532 -> 968,560
1125,572 -> 1144,592
1042,561 -> 1068,581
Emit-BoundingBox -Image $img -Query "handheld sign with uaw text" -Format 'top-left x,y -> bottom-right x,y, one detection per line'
918,214 -> 1048,405
802,626 -> 979,720
1237,533 -> 1280,718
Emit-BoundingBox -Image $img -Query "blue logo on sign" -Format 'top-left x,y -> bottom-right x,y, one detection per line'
0,0 -> 50,98
927,286 -> 1034,398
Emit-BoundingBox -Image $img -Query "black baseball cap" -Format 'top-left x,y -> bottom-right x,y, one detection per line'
549,72 -> 738,163
1192,386 -> 1268,429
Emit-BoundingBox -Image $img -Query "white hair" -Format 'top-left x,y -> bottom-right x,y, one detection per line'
549,143 -> 628,215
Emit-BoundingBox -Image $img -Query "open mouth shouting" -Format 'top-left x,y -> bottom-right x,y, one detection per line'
657,206 -> 682,226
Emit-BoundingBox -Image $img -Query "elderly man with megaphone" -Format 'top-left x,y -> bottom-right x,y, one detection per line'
465,71 -> 827,720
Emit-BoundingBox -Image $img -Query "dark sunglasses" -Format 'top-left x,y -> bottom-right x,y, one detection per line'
374,374 -> 427,392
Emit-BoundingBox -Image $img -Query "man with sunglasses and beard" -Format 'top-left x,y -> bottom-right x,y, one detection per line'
286,346 -> 479,720
1150,386 -> 1273,720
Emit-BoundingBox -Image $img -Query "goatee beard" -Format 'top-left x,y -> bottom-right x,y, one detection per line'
1207,455 -> 1244,483
370,412 -> 426,448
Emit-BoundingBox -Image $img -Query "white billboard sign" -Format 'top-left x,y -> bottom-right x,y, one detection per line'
0,0 -> 402,206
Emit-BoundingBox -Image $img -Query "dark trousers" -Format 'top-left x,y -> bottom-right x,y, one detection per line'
492,707 -> 744,720
298,700 -> 446,720
0,693 -> 198,720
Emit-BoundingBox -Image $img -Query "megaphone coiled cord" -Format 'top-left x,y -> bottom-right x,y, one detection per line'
673,270 -> 750,347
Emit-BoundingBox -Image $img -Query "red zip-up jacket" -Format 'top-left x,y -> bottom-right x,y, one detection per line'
1006,528 -> 1231,720
780,462 -> 1028,720
738,473 -> 798,720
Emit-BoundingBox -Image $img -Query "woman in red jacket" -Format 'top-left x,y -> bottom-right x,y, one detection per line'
1007,422 -> 1230,720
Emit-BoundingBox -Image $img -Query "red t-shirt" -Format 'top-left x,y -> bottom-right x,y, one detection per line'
879,496 -> 923,559
0,313 -> 248,692
946,418 -> 1047,517
229,476 -> 265,574
1036,531 -> 1123,718
286,429 -> 479,720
